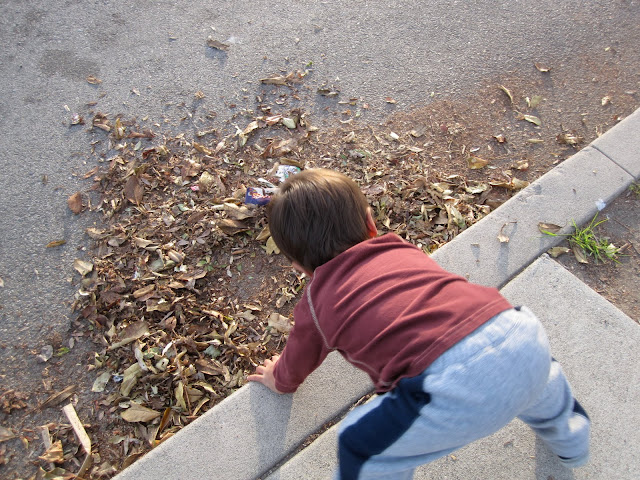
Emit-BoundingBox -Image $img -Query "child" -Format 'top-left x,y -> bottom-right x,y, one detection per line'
248,169 -> 590,479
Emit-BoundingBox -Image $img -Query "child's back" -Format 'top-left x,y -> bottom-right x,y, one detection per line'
272,232 -> 511,394
248,168 -> 590,479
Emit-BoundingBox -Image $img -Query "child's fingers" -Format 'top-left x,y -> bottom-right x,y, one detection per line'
247,373 -> 263,383
264,355 -> 280,366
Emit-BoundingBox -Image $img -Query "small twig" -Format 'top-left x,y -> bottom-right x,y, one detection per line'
612,217 -> 633,232
63,403 -> 93,479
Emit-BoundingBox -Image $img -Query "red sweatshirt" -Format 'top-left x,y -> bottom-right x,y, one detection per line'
273,233 -> 512,393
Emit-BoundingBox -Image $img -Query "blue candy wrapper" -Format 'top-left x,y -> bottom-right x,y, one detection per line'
244,187 -> 273,205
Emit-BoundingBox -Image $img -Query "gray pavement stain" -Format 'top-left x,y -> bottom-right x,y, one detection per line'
38,49 -> 101,81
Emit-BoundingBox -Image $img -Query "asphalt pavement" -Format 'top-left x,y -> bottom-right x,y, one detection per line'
113,109 -> 639,479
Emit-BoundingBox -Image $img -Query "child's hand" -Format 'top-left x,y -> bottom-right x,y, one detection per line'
247,355 -> 285,394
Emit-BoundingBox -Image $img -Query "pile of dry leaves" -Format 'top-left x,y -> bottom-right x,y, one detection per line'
40,69 -> 542,478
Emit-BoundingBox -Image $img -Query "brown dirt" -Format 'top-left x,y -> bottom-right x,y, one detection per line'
1,46 -> 639,480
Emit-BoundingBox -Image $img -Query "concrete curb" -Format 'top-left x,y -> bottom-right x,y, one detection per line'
432,145 -> 634,288
114,352 -> 369,480
114,108 -> 640,480
591,107 -> 640,178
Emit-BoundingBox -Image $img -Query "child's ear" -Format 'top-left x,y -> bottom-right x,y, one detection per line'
292,261 -> 314,278
365,208 -> 378,238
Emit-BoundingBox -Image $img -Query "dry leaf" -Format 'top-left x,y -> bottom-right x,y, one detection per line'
538,222 -> 563,235
511,178 -> 530,190
490,178 -> 530,190
317,85 -> 339,96
497,223 -> 511,243
281,117 -> 297,129
67,192 -> 84,214
122,321 -> 150,339
206,36 -> 230,51
517,113 -> 542,126
87,75 -> 102,85
499,85 -> 514,104
217,218 -> 249,235
71,113 -> 84,125
73,259 -> 93,276
39,385 -> 76,409
464,183 -> 489,194
175,270 -> 207,282
572,245 -> 589,264
547,246 -> 571,258
526,95 -> 543,109
467,154 -> 489,170
268,313 -> 292,334
119,321 -> 150,341
514,160 -> 529,171
224,203 -> 255,220
86,227 -> 108,239
121,403 -> 162,423
37,345 -> 53,363
91,371 -> 111,393
195,358 -> 227,376
108,321 -> 150,350
133,284 -> 155,299
556,132 -> 583,146
410,126 -> 426,138
121,364 -> 143,397
174,381 -> 187,411
0,426 -> 16,443
199,171 -> 219,193
534,63 -> 550,72
93,112 -> 111,132
256,225 -> 271,242
265,237 -> 280,255
193,142 -> 213,156
39,440 -> 64,464
152,408 -> 174,447
114,118 -> 126,139
261,138 -> 295,157
260,75 -> 288,86
46,239 -> 66,248
124,175 -> 144,204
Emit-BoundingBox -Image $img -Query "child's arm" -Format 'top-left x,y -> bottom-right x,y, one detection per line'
247,355 -> 284,394
248,296 -> 331,393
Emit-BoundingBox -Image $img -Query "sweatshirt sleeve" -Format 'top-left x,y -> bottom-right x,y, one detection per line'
273,297 -> 331,393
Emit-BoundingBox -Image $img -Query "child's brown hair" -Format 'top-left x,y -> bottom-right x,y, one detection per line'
267,169 -> 371,272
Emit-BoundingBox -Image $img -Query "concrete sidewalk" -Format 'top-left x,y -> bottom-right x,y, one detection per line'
114,109 -> 640,480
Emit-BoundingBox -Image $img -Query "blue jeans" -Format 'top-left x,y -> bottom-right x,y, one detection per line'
336,307 -> 590,479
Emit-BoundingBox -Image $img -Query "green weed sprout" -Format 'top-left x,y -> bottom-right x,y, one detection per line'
569,213 -> 621,264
